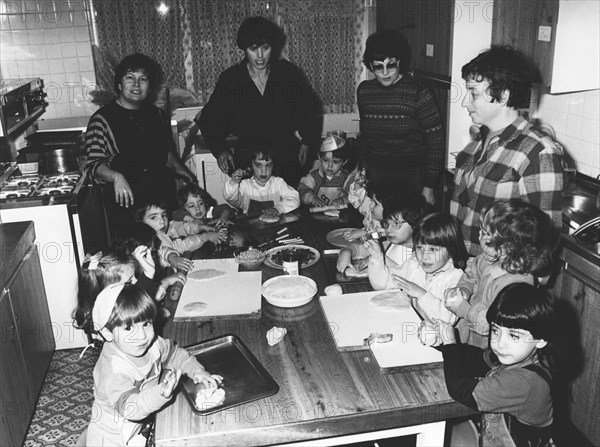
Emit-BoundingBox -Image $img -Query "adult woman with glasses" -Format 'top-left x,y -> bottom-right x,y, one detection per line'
357,29 -> 445,205
197,16 -> 320,187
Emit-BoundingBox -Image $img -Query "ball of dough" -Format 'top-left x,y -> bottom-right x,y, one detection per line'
324,284 -> 343,296
195,387 -> 226,410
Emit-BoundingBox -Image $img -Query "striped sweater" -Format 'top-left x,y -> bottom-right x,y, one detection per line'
357,77 -> 446,187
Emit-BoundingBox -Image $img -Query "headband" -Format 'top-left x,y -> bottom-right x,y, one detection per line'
320,135 -> 345,152
92,283 -> 125,333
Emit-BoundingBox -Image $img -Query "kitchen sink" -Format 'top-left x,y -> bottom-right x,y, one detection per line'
562,193 -> 600,224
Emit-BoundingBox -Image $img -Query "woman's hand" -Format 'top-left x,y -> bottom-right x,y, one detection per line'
392,275 -> 426,298
113,172 -> 134,208
331,197 -> 346,207
132,245 -> 155,279
422,187 -> 435,206
176,168 -> 197,185
217,150 -> 235,175
231,169 -> 245,183
298,144 -> 309,166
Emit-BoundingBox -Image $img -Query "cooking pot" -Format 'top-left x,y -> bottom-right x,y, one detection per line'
17,145 -> 80,174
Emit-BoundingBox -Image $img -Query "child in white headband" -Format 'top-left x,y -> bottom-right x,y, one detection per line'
74,251 -> 138,337
84,283 -> 221,446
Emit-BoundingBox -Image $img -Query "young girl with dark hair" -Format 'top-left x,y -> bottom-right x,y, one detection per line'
388,213 -> 469,324
445,199 -> 558,348
83,283 -> 221,446
436,283 -> 557,446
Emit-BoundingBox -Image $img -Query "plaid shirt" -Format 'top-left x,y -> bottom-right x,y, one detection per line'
451,116 -> 564,255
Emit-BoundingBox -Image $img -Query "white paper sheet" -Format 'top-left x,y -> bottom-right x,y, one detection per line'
319,290 -> 442,368
175,262 -> 262,319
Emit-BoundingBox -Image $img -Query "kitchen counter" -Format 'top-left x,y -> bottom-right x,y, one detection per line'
0,220 -> 35,287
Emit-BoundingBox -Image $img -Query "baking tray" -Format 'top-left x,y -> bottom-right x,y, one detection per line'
181,334 -> 279,415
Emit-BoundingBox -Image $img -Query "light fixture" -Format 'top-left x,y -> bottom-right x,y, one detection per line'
157,1 -> 169,15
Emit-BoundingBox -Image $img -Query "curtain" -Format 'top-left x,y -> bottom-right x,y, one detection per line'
92,0 -> 365,111
276,0 -> 365,113
92,0 -> 186,93
183,0 -> 269,104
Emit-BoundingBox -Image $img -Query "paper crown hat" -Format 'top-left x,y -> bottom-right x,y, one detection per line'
320,135 -> 346,152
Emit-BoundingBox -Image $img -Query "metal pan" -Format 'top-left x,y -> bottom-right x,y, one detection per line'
181,334 -> 279,415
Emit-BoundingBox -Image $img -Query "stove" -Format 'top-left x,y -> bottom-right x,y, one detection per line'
0,164 -> 83,203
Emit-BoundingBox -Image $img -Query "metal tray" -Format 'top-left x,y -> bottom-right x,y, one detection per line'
181,334 -> 279,415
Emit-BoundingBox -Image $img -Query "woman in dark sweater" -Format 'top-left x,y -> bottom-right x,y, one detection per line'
357,29 -> 445,204
198,17 -> 320,187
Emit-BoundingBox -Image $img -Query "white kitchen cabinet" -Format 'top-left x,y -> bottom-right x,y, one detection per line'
187,152 -> 228,206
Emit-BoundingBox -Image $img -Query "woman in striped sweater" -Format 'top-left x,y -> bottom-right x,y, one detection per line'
85,53 -> 194,235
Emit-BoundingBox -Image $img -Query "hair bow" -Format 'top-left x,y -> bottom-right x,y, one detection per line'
83,251 -> 103,271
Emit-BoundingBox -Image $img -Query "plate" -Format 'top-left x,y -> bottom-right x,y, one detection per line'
261,275 -> 318,307
326,228 -> 360,248
264,244 -> 320,269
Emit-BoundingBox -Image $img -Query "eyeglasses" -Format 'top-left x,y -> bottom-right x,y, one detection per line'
382,218 -> 407,230
371,59 -> 400,73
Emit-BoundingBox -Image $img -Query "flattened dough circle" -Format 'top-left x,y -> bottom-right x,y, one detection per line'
369,291 -> 411,312
183,301 -> 208,314
259,214 -> 279,223
188,269 -> 225,281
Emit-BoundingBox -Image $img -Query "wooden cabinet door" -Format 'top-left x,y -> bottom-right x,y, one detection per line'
492,0 -> 560,87
556,267 -> 600,446
0,293 -> 32,447
7,247 -> 55,395
377,0 -> 454,77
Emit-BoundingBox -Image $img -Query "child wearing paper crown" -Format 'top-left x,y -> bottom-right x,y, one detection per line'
84,283 -> 222,446
298,134 -> 354,207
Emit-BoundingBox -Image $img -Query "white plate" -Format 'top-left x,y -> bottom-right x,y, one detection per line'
326,228 -> 360,248
264,245 -> 320,269
262,275 -> 317,307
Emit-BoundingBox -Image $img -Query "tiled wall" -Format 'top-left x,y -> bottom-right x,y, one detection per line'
537,89 -> 600,178
0,0 -> 98,129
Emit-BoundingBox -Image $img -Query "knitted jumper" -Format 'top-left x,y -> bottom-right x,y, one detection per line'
357,77 -> 445,188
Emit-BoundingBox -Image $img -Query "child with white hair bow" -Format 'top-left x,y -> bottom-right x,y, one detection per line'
82,283 -> 221,446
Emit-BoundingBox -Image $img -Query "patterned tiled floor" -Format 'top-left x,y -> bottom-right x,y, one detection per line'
24,348 -> 99,447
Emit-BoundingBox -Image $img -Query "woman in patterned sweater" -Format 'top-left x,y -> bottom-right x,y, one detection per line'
357,29 -> 446,205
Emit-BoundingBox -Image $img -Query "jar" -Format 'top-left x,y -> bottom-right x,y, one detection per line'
281,249 -> 300,275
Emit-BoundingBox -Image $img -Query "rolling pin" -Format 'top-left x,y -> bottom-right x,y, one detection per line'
309,204 -> 348,213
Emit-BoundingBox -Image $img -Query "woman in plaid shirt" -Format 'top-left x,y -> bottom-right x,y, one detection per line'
451,46 -> 563,255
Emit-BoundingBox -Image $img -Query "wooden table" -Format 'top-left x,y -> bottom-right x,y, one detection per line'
155,210 -> 472,446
